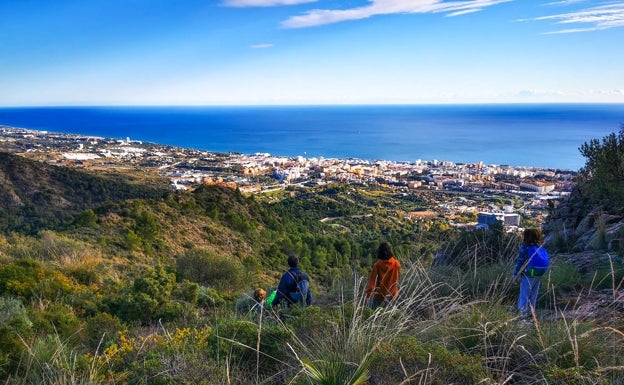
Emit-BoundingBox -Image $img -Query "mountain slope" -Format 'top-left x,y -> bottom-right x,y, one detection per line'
0,151 -> 168,233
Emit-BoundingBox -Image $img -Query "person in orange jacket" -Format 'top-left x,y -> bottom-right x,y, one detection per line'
366,242 -> 401,309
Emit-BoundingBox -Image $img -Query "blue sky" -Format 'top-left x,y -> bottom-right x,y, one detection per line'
1,0 -> 623,106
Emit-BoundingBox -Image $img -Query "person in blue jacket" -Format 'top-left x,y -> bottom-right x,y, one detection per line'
513,228 -> 550,319
273,254 -> 312,307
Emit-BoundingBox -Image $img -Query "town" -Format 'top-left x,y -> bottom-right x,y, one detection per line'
1,125 -> 575,228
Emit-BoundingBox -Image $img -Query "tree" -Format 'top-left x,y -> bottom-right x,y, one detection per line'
578,125 -> 624,210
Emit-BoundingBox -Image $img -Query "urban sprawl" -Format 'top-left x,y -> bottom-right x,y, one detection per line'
1,126 -> 574,228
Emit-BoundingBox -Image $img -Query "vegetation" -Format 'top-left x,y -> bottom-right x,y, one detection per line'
578,125 -> 624,212
0,122 -> 623,384
0,152 -> 168,234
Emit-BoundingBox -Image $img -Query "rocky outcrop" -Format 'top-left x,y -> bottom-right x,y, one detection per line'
548,288 -> 624,322
554,251 -> 621,273
543,189 -> 624,254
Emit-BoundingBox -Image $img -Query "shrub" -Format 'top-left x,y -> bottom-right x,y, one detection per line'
174,279 -> 200,305
104,266 -> 184,324
177,248 -> 246,292
211,318 -> 292,377
370,337 -> 485,385
582,255 -> 624,291
0,295 -> 32,331
102,326 -> 222,385
197,286 -> 228,308
548,259 -> 583,293
0,296 -> 33,376
0,259 -> 73,301
84,312 -> 126,350
29,302 -> 83,341
543,366 -> 615,385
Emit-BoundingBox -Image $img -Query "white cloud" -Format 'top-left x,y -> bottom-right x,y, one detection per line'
250,43 -> 275,48
528,2 -> 624,33
223,0 -> 317,7
513,89 -> 566,97
586,89 -> 624,96
507,88 -> 624,101
281,0 -> 511,28
543,0 -> 586,6
446,8 -> 483,17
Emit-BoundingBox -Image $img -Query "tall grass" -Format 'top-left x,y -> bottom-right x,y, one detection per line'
6,244 -> 623,385
8,332 -> 104,385
271,246 -> 624,385
250,259 -> 469,385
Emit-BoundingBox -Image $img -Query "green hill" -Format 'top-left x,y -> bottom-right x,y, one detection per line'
0,150 -> 443,281
0,151 -> 168,233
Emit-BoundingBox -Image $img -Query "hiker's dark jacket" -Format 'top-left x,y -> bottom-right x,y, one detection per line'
274,267 -> 312,306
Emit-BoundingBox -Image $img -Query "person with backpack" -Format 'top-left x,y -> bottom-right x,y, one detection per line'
513,228 -> 550,319
366,242 -> 401,309
273,253 -> 312,307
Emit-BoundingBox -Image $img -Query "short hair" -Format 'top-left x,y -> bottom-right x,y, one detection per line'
253,288 -> 266,302
287,253 -> 299,268
377,242 -> 394,260
523,228 -> 543,245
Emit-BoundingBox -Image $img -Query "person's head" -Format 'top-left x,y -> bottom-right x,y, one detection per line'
377,242 -> 394,260
253,288 -> 266,302
523,228 -> 543,245
287,253 -> 299,268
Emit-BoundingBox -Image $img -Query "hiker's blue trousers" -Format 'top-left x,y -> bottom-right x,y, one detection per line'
518,275 -> 541,317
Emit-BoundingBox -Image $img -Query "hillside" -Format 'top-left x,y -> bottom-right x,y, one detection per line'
0,151 -> 445,280
0,151 -> 169,233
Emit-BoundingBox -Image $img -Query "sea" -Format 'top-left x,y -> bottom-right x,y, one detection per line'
1,104 -> 623,171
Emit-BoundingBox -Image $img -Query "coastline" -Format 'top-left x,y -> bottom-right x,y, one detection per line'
1,125 -> 575,199
2,104 -> 623,170
1,124 -> 575,171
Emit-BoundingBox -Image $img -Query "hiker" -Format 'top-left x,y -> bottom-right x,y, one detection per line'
273,253 -> 312,307
366,242 -> 401,309
513,228 -> 550,319
235,288 -> 267,318
252,288 -> 266,311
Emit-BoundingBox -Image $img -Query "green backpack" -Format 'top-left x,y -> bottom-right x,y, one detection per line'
265,290 -> 277,307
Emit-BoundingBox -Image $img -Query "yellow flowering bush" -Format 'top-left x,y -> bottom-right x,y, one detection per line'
99,326 -> 220,385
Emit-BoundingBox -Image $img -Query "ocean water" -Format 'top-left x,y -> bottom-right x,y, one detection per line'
1,104 -> 623,170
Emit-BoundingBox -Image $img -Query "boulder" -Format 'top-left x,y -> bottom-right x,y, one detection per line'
574,213 -> 595,238
605,220 -> 624,251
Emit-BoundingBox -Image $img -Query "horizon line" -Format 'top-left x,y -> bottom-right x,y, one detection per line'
2,101 -> 624,108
